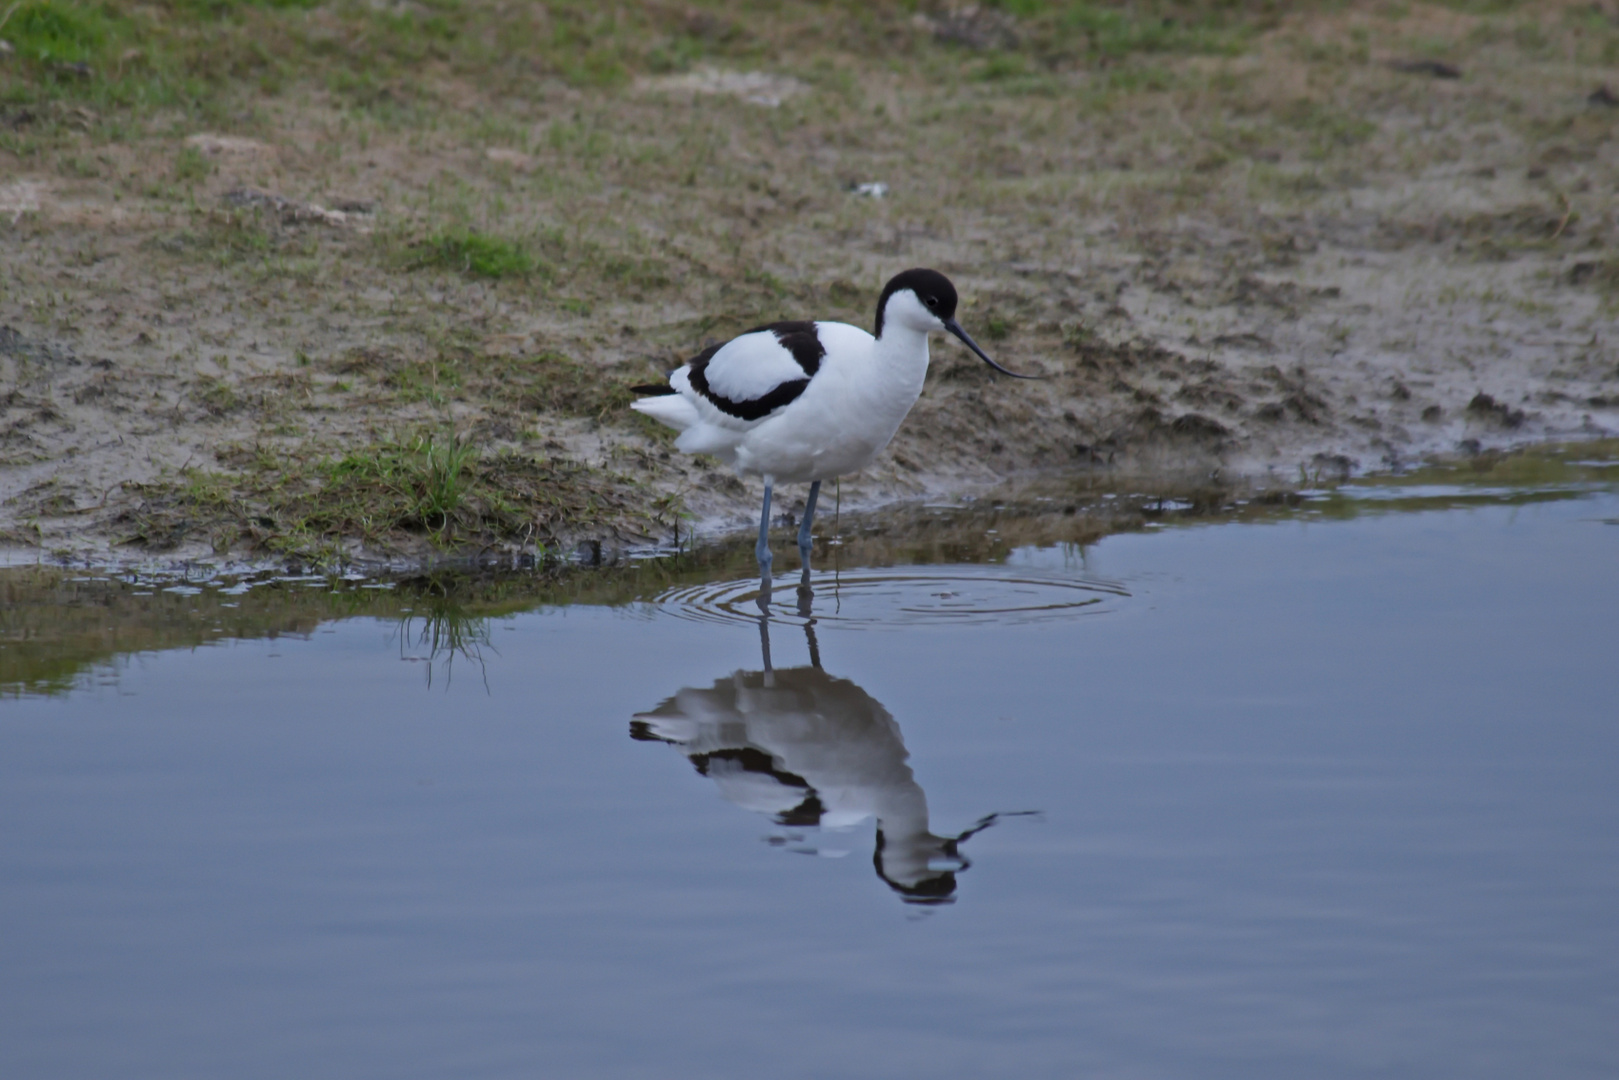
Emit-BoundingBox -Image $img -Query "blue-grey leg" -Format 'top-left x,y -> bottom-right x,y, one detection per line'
797,480 -> 821,573
795,480 -> 820,614
756,480 -> 774,573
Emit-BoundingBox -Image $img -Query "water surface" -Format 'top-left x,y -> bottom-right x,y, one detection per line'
3,464 -> 1617,1079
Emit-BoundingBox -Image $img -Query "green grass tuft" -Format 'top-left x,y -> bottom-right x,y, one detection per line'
3,1 -> 106,65
172,144 -> 211,183
410,230 -> 542,279
329,434 -> 477,536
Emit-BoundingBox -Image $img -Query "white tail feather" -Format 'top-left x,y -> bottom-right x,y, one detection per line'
632,394 -> 701,431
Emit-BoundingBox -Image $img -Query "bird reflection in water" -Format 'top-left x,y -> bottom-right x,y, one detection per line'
633,580 -> 1034,906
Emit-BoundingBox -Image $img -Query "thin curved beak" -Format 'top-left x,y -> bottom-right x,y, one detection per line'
942,318 -> 1041,379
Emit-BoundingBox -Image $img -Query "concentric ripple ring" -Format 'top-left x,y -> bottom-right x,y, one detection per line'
655,566 -> 1129,629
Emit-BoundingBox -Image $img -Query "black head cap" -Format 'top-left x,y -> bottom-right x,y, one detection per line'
874,268 -> 957,338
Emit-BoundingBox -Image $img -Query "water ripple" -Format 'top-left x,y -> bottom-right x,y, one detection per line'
654,566 -> 1129,629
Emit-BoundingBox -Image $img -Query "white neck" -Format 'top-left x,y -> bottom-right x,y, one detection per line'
871,324 -> 930,406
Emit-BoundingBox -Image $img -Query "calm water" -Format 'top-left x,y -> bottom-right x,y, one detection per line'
3,476 -> 1617,1079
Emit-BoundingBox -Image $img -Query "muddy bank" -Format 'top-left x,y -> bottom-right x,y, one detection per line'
2,1 -> 1617,567
6,440 -> 1616,697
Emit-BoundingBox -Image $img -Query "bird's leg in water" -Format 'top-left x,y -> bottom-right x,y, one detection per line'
756,480 -> 774,575
797,480 -> 820,584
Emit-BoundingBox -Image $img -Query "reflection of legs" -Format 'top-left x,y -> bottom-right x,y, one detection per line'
758,609 -> 773,678
803,619 -> 822,671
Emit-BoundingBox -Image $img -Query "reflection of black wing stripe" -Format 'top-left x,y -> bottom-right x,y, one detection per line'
776,793 -> 825,827
688,747 -> 826,827
688,747 -> 812,791
688,335 -> 814,422
744,320 -> 825,377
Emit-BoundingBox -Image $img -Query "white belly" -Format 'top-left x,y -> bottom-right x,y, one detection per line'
733,362 -> 921,484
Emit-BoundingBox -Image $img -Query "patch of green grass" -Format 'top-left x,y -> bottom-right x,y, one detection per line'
1430,0 -> 1528,14
1089,62 -> 1175,94
410,230 -> 541,279
172,144 -> 211,183
190,374 -> 243,417
152,211 -> 279,266
381,358 -> 461,406
60,151 -> 102,177
1056,3 -> 1256,58
329,434 -> 476,536
2,1 -> 107,66
0,1 -> 1297,125
0,0 -> 654,117
973,1 -> 1265,60
984,315 -> 1014,341
120,433 -> 673,560
1249,165 -> 1328,199
979,52 -> 1032,81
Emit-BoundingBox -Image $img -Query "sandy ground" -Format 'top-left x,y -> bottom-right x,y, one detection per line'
2,2 -> 1617,565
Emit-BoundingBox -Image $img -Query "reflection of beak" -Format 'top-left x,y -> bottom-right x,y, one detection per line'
943,318 -> 1041,379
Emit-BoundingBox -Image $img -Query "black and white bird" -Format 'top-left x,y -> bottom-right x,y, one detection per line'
632,268 -> 1036,579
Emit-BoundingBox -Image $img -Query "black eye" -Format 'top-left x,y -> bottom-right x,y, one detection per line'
923,295 -> 937,308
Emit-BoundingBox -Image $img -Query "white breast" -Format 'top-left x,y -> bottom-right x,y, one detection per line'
732,322 -> 929,483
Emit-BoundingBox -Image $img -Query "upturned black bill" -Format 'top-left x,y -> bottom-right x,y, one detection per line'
943,319 -> 1041,379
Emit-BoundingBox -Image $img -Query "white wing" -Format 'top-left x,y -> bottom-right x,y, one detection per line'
681,321 -> 828,425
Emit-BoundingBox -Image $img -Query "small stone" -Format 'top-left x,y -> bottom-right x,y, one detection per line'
1390,59 -> 1461,79
485,148 -> 535,171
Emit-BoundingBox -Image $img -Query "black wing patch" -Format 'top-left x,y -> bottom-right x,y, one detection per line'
745,320 -> 826,377
688,324 -> 826,422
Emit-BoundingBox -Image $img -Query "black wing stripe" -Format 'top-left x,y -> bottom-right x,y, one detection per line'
743,320 -> 826,377
687,329 -> 820,421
